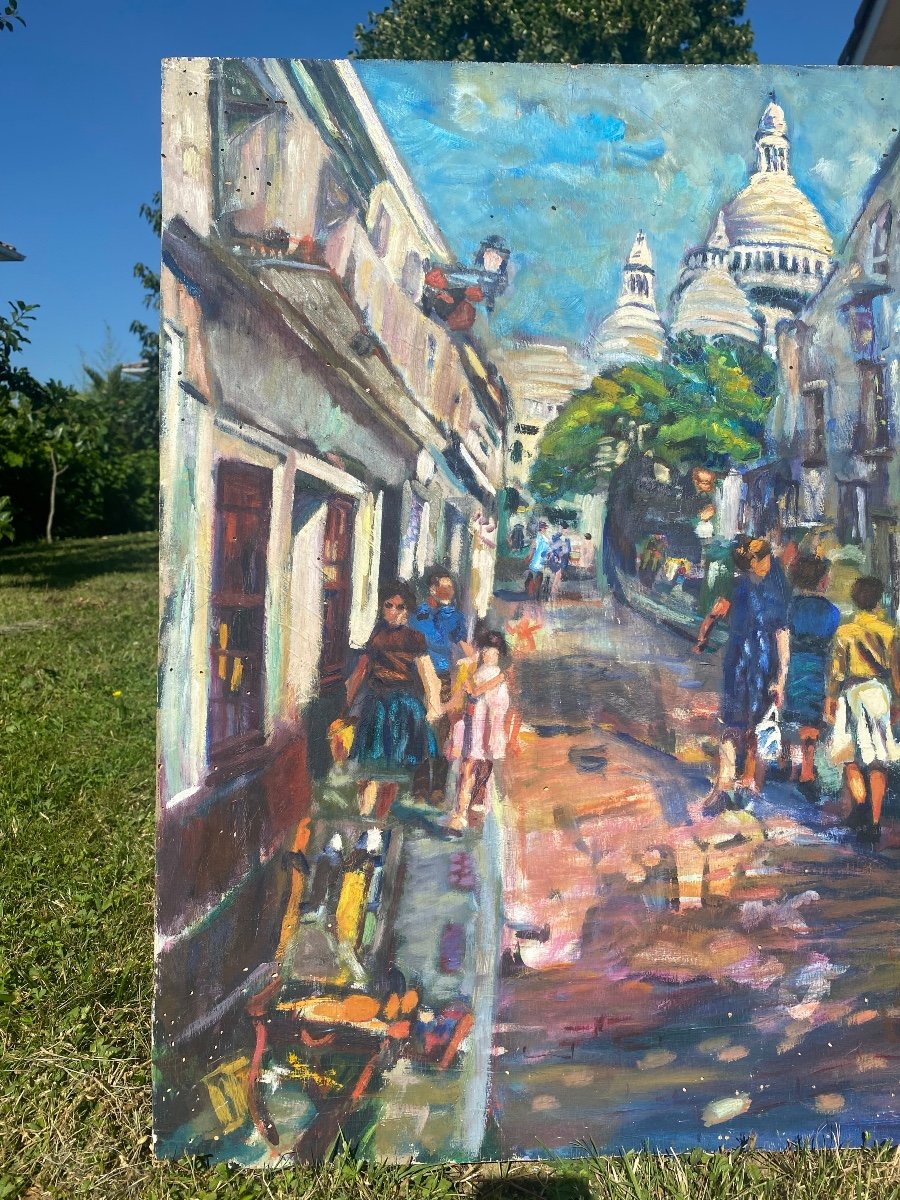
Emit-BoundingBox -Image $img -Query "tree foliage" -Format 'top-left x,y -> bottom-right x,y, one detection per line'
130,190 -> 161,440
0,299 -> 158,544
355,0 -> 756,64
0,176 -> 160,543
0,0 -> 24,34
529,333 -> 777,501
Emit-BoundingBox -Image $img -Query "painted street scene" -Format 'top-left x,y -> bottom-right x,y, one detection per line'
155,60 -> 900,1164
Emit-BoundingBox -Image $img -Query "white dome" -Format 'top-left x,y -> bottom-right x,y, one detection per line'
672,265 -> 762,345
719,171 -> 833,257
758,100 -> 787,136
628,230 -> 653,269
592,304 -> 668,367
591,231 -> 667,367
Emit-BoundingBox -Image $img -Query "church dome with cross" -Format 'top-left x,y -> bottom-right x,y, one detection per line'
717,98 -> 834,338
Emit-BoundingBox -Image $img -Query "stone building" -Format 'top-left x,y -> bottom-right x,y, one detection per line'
156,56 -> 506,1116
671,100 -> 835,354
497,340 -> 593,499
774,134 -> 900,609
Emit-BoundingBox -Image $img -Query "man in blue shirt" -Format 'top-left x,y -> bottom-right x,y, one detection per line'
526,521 -> 550,599
410,569 -> 474,803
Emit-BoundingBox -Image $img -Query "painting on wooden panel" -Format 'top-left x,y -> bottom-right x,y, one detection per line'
156,60 -> 900,1164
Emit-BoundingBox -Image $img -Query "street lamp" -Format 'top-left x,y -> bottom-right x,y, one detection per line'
473,235 -> 511,307
421,235 -> 512,331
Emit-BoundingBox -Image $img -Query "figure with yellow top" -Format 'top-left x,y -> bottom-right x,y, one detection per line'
824,575 -> 900,844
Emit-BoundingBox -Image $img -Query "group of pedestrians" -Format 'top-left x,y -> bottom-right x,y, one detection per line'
523,520 -> 595,600
339,569 -> 517,833
695,534 -> 899,842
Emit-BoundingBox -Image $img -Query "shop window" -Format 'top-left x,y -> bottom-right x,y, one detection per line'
848,303 -> 876,358
208,461 -> 272,760
220,60 -> 271,139
401,249 -> 422,298
320,497 -> 355,688
510,440 -> 524,465
779,481 -> 800,528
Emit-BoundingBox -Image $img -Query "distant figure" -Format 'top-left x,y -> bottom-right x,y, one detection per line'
825,575 -> 900,843
526,521 -> 550,599
638,533 -> 666,592
545,524 -> 571,600
580,533 -> 596,577
471,512 -> 498,619
509,522 -> 526,552
782,554 -> 840,803
698,539 -> 736,622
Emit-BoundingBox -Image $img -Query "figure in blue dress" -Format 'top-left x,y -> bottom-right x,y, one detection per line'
695,537 -> 791,810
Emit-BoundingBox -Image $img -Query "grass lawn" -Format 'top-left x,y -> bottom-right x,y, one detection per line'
0,532 -> 897,1198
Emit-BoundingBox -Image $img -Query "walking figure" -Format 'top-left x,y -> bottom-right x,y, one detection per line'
825,575 -> 900,843
781,553 -> 839,802
525,522 -> 551,599
695,537 -> 790,810
445,630 -> 514,833
345,581 -> 443,819
637,533 -> 666,592
409,569 -> 474,805
545,524 -> 571,601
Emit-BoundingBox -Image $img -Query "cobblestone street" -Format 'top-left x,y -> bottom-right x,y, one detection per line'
491,589 -> 900,1156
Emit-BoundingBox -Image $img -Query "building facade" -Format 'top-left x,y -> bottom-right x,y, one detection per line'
774,136 -> 900,609
497,340 -> 593,499
156,57 -> 506,1110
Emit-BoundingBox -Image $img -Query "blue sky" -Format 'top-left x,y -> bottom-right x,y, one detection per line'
0,0 -> 879,382
359,62 -> 897,351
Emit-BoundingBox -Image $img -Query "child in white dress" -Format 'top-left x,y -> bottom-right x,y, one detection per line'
446,629 -> 513,832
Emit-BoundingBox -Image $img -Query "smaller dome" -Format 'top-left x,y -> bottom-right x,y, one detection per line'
592,305 -> 668,367
708,211 -> 729,252
758,99 -> 786,137
591,230 -> 667,367
672,267 -> 762,346
627,230 -> 652,269
672,214 -> 761,346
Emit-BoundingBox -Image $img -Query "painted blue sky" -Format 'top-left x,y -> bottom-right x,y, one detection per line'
357,63 -> 900,354
0,0 -> 887,381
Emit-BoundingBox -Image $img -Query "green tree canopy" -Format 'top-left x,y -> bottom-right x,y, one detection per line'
355,0 -> 755,63
529,333 -> 777,501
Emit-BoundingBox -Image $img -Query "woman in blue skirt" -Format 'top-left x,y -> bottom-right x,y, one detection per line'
345,581 -> 443,819
696,537 -> 791,809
